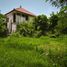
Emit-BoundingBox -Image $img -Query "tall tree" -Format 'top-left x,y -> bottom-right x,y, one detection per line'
34,15 -> 48,35
46,0 -> 67,7
57,6 -> 67,34
49,13 -> 59,34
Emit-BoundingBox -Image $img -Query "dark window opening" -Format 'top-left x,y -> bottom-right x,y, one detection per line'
22,14 -> 25,17
17,13 -> 21,16
22,14 -> 29,21
6,18 -> 9,22
13,13 -> 16,22
26,15 -> 28,21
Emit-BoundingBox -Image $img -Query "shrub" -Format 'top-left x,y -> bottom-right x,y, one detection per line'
0,14 -> 7,37
17,22 -> 35,37
9,32 -> 21,37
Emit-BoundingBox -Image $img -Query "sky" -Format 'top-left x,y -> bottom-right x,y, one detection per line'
0,0 -> 60,17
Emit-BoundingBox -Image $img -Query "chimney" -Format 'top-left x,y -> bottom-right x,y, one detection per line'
20,5 -> 22,8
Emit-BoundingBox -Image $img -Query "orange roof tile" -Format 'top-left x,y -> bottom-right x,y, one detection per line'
15,8 -> 35,16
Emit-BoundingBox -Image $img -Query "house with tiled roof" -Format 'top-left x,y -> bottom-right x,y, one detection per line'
5,7 -> 35,33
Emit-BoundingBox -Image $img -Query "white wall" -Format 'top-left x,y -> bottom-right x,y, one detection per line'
16,14 -> 26,24
6,11 -> 34,33
6,12 -> 17,33
12,23 -> 16,33
6,13 -> 13,33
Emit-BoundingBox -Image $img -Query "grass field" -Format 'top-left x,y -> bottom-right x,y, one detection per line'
0,36 -> 67,67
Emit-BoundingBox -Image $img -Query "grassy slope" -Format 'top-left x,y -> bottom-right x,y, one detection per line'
0,36 -> 67,67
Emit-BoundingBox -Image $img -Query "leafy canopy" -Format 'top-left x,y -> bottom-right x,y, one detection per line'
0,14 -> 7,36
45,0 -> 67,7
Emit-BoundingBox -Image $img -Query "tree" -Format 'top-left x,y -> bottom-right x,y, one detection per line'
45,0 -> 67,36
57,6 -> 67,34
0,14 -> 7,37
46,0 -> 67,7
33,15 -> 48,35
49,13 -> 59,34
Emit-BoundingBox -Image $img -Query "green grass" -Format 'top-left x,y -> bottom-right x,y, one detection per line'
0,36 -> 67,67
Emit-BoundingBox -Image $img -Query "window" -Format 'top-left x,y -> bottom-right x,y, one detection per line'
22,14 -> 29,21
22,14 -> 25,17
13,13 -> 16,22
6,18 -> 9,22
26,15 -> 28,21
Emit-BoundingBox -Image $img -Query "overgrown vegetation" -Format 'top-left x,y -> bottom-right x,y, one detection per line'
33,15 -> 48,36
16,10 -> 67,37
0,14 -> 7,37
0,35 -> 67,67
17,21 -> 35,37
0,7 -> 67,37
0,1 -> 67,67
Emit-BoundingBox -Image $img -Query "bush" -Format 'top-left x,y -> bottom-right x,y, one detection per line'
9,32 -> 21,37
33,30 -> 42,38
17,22 -> 35,37
0,14 -> 7,37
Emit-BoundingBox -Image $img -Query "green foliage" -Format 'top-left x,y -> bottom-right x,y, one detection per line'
46,0 -> 67,7
9,32 -> 21,37
0,14 -> 7,37
49,13 -> 59,34
45,0 -> 67,35
0,36 -> 67,67
33,30 -> 42,38
57,6 -> 67,34
17,21 -> 35,37
33,15 -> 48,35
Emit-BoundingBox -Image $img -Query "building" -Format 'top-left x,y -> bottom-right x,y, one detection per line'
5,7 -> 35,33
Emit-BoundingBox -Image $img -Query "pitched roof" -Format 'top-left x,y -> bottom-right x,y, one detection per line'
5,8 -> 35,16
15,8 -> 35,16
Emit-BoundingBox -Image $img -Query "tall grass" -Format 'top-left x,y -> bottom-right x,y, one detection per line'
0,36 -> 67,67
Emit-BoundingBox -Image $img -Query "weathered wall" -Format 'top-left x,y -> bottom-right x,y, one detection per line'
6,11 -> 35,33
28,16 -> 34,22
6,12 -> 13,33
16,14 -> 26,24
12,23 -> 16,33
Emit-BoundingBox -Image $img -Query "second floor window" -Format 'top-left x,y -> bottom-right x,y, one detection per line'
13,13 -> 16,22
26,15 -> 29,21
